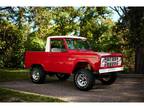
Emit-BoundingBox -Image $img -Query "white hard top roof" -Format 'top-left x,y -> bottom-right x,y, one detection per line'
47,35 -> 86,40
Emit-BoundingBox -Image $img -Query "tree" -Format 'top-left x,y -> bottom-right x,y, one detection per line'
0,7 -> 33,28
111,7 -> 144,74
78,7 -> 112,50
126,7 -> 144,74
49,7 -> 80,36
0,20 -> 24,68
97,19 -> 122,52
0,7 -> 35,67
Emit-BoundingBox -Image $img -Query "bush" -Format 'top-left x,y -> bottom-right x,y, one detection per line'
0,20 -> 25,68
25,32 -> 45,51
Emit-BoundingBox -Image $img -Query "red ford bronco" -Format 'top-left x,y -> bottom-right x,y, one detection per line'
24,36 -> 123,91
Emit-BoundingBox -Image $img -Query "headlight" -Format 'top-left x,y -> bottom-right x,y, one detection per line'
100,57 -> 122,67
100,57 -> 107,67
118,57 -> 122,65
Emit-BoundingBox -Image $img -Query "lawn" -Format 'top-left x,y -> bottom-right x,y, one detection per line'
0,68 -> 29,82
0,88 -> 64,102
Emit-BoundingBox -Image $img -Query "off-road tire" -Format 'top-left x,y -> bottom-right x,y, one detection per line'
99,72 -> 117,85
30,66 -> 46,84
74,69 -> 95,91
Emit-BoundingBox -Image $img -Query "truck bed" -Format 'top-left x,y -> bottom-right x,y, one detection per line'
24,51 -> 73,74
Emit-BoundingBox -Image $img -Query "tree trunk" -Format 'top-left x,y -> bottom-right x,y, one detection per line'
135,47 -> 144,74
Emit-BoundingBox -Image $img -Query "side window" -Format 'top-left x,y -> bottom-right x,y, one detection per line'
66,39 -> 74,49
50,39 -> 66,52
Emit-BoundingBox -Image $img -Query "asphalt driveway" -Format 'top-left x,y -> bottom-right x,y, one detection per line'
0,75 -> 144,102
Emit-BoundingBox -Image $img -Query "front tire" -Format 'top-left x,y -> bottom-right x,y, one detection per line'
30,66 -> 46,84
56,73 -> 70,81
99,72 -> 117,85
74,69 -> 95,91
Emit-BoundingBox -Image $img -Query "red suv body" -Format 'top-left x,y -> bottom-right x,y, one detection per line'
24,36 -> 123,91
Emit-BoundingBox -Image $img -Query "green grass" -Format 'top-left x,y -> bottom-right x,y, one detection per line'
0,68 -> 29,82
0,88 -> 64,102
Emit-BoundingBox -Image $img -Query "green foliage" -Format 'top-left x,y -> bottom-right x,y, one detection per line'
31,7 -> 80,38
25,32 -> 45,51
111,19 -> 135,73
0,20 -> 25,68
0,68 -> 29,82
0,7 -> 33,28
97,34 -> 121,52
78,7 -> 112,50
112,7 -> 144,73
31,7 -> 53,39
95,19 -> 122,52
50,7 -> 79,36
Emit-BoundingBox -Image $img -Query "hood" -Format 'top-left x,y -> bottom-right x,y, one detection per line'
96,52 -> 111,56
96,52 -> 122,57
69,50 -> 122,57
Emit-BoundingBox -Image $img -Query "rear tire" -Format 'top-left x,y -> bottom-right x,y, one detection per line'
99,72 -> 117,85
30,66 -> 46,84
56,73 -> 70,81
74,69 -> 95,91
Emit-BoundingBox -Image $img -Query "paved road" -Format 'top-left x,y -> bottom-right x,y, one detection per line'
0,75 -> 144,102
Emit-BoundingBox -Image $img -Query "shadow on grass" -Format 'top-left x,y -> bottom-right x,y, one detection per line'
0,87 -> 64,102
0,68 -> 29,82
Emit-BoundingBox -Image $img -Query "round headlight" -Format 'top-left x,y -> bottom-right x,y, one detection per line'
101,58 -> 107,67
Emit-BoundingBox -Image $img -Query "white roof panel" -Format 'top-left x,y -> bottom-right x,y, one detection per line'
47,35 -> 86,40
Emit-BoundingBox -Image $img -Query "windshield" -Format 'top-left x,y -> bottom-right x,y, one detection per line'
66,38 -> 91,50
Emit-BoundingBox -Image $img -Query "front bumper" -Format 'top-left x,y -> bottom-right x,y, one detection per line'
99,67 -> 124,74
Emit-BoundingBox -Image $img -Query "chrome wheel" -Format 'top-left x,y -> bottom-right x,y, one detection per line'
30,66 -> 46,84
74,69 -> 95,91
32,68 -> 40,81
77,73 -> 88,87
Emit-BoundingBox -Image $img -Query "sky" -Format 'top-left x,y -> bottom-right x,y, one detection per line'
109,7 -> 121,22
111,10 -> 120,22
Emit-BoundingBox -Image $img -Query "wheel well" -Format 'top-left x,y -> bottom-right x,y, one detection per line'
72,62 -> 93,74
31,64 -> 44,70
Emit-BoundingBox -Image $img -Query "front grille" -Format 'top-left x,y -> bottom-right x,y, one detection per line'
100,57 -> 122,67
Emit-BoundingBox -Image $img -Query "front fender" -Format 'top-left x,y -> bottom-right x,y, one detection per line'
72,59 -> 96,73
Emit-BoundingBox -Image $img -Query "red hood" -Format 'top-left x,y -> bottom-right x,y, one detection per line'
96,52 -> 122,57
68,50 -> 122,57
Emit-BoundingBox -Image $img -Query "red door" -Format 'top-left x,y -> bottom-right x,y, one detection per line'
46,38 -> 71,73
